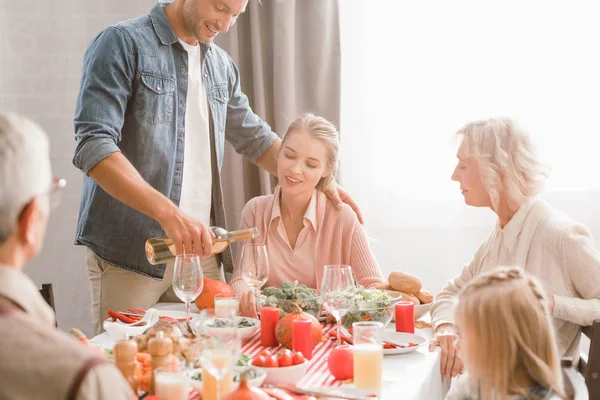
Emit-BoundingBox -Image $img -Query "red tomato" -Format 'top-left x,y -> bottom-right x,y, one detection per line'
278,349 -> 293,367
258,349 -> 272,358
327,345 -> 353,380
252,355 -> 265,367
264,355 -> 279,368
292,351 -> 305,365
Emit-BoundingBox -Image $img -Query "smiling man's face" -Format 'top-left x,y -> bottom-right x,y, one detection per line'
182,0 -> 248,43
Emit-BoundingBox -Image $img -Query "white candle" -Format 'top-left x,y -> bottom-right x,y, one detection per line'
155,372 -> 190,400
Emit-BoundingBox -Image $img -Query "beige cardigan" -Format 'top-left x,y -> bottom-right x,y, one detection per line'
431,198 -> 600,358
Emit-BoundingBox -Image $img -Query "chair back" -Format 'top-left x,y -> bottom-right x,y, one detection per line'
578,321 -> 600,400
562,357 -> 589,400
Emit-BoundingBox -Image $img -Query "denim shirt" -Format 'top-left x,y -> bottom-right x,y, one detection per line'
73,3 -> 277,279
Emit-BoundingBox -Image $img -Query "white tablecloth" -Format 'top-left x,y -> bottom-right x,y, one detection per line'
91,303 -> 448,400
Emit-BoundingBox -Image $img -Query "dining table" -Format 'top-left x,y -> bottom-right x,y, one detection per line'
91,303 -> 449,400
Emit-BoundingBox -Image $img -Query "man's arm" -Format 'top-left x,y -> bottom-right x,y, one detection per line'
87,154 -> 213,257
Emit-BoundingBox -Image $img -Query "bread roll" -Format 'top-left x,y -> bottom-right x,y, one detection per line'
388,271 -> 422,294
398,291 -> 420,305
375,283 -> 392,290
416,290 -> 434,304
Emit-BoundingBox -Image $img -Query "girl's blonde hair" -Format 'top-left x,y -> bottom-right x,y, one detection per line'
281,113 -> 340,191
455,267 -> 565,400
457,118 -> 550,213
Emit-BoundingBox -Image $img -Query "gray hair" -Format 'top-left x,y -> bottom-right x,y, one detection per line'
282,113 -> 340,191
458,117 -> 550,212
0,112 -> 51,245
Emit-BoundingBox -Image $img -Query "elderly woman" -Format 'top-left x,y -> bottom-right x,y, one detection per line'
430,117 -> 600,379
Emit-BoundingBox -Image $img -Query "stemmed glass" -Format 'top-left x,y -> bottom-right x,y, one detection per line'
239,244 -> 269,307
320,265 -> 355,346
197,310 -> 240,400
172,254 -> 204,327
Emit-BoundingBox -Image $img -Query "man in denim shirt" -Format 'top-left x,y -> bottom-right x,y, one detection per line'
73,0 -> 360,334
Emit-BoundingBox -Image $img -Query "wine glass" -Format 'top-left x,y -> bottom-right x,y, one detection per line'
320,265 -> 355,346
197,310 -> 240,400
239,244 -> 269,306
173,254 -> 204,328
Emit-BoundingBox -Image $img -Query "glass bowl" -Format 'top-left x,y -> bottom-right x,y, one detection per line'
341,292 -> 403,329
256,295 -> 323,318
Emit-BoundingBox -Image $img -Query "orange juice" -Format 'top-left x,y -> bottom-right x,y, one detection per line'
353,343 -> 383,395
202,368 -> 233,400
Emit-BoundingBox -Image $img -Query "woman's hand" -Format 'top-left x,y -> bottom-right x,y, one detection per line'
429,323 -> 464,379
239,290 -> 258,319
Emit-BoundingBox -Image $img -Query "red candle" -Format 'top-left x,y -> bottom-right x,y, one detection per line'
395,301 -> 414,333
260,306 -> 280,347
292,319 -> 313,360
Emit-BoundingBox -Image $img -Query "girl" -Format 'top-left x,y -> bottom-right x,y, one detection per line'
448,266 -> 565,400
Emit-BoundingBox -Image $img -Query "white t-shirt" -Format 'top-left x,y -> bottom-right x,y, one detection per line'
178,39 -> 212,228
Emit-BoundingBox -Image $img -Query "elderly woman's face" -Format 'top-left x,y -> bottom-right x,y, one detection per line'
451,144 -> 491,208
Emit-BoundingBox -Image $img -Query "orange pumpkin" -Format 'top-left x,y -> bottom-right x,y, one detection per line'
194,277 -> 234,309
275,305 -> 323,349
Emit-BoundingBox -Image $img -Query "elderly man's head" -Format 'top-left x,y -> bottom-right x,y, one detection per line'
451,117 -> 550,213
0,112 -> 53,267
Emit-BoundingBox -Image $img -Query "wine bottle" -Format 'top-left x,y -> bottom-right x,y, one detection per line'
145,226 -> 259,265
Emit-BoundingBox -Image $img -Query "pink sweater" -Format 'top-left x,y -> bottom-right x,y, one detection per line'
230,188 -> 385,295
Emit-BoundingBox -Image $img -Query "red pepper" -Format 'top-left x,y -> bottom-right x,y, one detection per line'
107,309 -> 137,324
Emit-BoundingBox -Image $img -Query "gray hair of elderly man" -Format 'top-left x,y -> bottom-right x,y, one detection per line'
457,117 -> 551,213
0,112 -> 52,245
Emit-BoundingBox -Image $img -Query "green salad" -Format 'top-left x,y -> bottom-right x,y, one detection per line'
190,353 -> 256,382
341,287 -> 395,329
206,317 -> 258,329
258,280 -> 322,317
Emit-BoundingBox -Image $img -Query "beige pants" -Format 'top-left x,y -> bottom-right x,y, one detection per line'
86,249 -> 223,335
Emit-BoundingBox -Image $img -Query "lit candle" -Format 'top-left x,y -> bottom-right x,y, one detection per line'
292,319 -> 313,360
260,306 -> 280,347
395,301 -> 414,333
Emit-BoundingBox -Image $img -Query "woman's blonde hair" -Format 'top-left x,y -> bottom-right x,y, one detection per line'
455,267 -> 565,400
281,113 -> 340,191
457,118 -> 550,213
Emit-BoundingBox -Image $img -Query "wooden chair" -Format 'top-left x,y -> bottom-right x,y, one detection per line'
562,357 -> 589,400
578,321 -> 600,400
39,283 -> 58,326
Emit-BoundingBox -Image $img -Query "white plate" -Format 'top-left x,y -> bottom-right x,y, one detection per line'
383,332 -> 428,355
158,310 -> 201,320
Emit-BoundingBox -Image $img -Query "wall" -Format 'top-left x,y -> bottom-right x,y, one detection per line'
0,0 -> 158,335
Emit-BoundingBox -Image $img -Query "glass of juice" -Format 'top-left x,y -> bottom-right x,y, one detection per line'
214,294 -> 239,317
154,367 -> 190,400
352,321 -> 384,395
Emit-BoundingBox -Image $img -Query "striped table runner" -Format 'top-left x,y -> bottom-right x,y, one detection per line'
241,324 -> 345,388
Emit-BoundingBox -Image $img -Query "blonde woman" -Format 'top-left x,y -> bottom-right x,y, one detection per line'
430,117 -> 600,379
447,267 -> 565,400
231,113 -> 385,317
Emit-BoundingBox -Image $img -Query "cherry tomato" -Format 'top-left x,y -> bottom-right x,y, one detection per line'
278,349 -> 293,367
251,355 -> 265,367
292,351 -> 305,365
263,355 -> 279,368
258,349 -> 272,359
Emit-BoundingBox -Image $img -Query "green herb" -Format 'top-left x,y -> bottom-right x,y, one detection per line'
237,318 -> 256,328
103,348 -> 114,359
236,353 -> 251,367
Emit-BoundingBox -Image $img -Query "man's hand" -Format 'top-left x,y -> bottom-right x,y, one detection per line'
323,182 -> 364,224
157,207 -> 214,259
429,323 -> 463,379
239,290 -> 258,318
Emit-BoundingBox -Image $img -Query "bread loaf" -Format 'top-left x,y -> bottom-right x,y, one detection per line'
375,283 -> 392,290
388,271 -> 422,294
416,290 -> 434,304
398,291 -> 420,305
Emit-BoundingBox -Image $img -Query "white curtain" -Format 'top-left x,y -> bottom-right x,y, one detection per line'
339,0 -> 600,293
